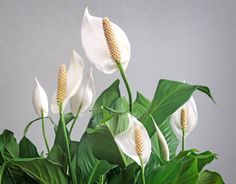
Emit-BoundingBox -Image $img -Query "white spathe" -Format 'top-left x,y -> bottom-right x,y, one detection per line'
114,114 -> 151,166
152,118 -> 170,161
171,96 -> 198,137
81,7 -> 131,74
51,49 -> 84,113
70,68 -> 95,116
32,77 -> 48,117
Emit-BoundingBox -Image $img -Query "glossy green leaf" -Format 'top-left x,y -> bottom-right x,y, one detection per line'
87,113 -> 131,167
174,157 -> 199,184
64,113 -> 75,125
103,97 -> 129,115
177,150 -> 217,172
107,164 -> 138,184
197,170 -> 225,184
133,92 -> 151,119
191,151 -> 217,172
0,158 -> 69,184
146,156 -> 199,184
0,162 -> 38,184
74,134 -> 115,184
89,80 -> 120,128
70,141 -> 79,159
19,137 -> 39,158
53,114 -> 77,183
48,145 -> 67,171
140,79 -> 214,137
146,150 -> 216,184
54,114 -> 69,156
133,92 -> 179,159
1,170 -> 15,184
0,130 -> 19,160
146,158 -> 182,184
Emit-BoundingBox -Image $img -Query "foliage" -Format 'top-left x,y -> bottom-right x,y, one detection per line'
0,79 -> 224,184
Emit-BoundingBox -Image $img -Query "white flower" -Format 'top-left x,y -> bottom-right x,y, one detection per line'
81,7 -> 131,74
32,77 -> 48,117
151,116 -> 169,161
51,49 -> 84,113
171,96 -> 198,137
114,114 -> 151,166
70,68 -> 95,116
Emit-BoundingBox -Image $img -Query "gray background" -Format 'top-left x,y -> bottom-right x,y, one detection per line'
0,0 -> 235,183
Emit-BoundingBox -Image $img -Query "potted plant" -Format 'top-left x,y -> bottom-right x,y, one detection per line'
0,7 -> 224,184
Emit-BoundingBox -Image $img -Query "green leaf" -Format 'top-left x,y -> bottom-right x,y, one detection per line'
191,151 -> 216,172
89,80 -> 120,128
13,158 -> 69,184
53,114 -> 78,183
146,158 -> 182,184
107,164 -> 138,184
54,114 -> 69,157
87,113 -> 131,167
74,134 -> 115,184
103,97 -> 129,115
70,141 -> 79,159
140,79 -> 214,136
64,113 -> 75,125
133,92 -> 179,159
146,156 -> 199,184
147,150 -> 216,184
48,145 -> 67,171
133,92 -> 151,119
19,137 -> 39,158
1,170 -> 15,184
0,130 -> 19,160
174,157 -> 199,184
177,150 -> 217,172
197,170 -> 225,184
138,80 -> 213,159
4,158 -> 69,184
145,134 -> 164,173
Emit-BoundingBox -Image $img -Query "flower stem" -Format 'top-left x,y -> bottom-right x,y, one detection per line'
138,155 -> 146,184
100,175 -> 105,184
69,108 -> 81,136
41,111 -> 50,152
182,128 -> 185,151
59,106 -> 77,184
117,62 -> 133,113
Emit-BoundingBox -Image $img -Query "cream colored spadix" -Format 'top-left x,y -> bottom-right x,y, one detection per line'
81,7 -> 131,74
32,77 -> 48,117
114,114 -> 151,166
51,49 -> 84,113
70,68 -> 95,116
171,96 -> 198,137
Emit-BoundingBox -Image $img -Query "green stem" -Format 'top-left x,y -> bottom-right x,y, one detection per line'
59,106 -> 77,184
138,155 -> 146,184
182,128 -> 185,152
41,111 -> 50,152
100,175 -> 105,184
117,62 -> 133,113
69,107 -> 81,136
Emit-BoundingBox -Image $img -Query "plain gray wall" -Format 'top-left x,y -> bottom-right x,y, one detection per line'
0,0 -> 235,183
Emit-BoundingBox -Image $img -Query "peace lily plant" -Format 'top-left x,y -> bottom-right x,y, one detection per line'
0,7 -> 224,184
